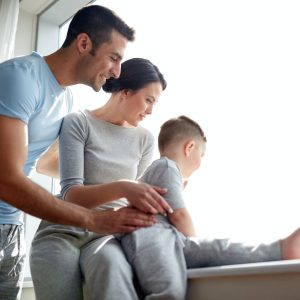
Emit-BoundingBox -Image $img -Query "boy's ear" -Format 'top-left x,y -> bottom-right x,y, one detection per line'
184,140 -> 195,157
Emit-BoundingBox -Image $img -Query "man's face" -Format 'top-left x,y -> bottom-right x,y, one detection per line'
79,30 -> 128,92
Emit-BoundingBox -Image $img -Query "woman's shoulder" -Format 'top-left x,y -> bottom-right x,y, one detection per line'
63,110 -> 87,121
136,125 -> 154,138
61,110 -> 89,130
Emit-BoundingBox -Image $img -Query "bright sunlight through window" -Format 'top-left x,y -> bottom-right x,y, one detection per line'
59,0 -> 300,243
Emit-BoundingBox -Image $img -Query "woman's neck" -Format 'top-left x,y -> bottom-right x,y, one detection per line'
90,98 -> 132,127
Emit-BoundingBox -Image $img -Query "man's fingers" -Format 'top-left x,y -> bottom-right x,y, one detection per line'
117,207 -> 155,226
118,225 -> 137,233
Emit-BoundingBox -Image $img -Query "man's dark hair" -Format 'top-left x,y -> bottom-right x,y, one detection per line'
62,5 -> 135,53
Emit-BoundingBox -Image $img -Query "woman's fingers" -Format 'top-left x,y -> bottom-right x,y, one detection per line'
148,185 -> 173,214
123,180 -> 173,215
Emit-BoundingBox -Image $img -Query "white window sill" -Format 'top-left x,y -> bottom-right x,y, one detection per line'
187,259 -> 300,278
23,277 -> 33,289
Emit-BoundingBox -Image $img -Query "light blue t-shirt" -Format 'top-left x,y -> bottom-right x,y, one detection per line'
0,52 -> 73,225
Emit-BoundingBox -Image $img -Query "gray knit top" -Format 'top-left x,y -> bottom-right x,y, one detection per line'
59,110 -> 155,210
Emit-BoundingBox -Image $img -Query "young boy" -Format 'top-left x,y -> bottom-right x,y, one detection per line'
121,115 -> 206,299
121,115 -> 300,300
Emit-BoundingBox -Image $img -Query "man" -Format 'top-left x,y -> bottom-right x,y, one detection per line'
0,5 -> 170,300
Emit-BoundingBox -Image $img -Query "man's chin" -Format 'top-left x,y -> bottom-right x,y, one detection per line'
92,85 -> 102,92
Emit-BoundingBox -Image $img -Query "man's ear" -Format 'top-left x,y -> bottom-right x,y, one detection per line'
184,140 -> 195,157
76,33 -> 92,53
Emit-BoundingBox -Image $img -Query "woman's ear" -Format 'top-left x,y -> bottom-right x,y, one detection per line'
184,140 -> 195,157
120,89 -> 130,99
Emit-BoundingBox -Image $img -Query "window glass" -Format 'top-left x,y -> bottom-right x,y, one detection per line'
57,0 -> 300,244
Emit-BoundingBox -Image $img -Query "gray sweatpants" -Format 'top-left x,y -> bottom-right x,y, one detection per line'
30,221 -> 281,300
29,221 -> 140,300
121,222 -> 282,300
0,224 -> 25,300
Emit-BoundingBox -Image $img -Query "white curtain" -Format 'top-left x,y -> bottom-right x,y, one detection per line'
0,0 -> 19,62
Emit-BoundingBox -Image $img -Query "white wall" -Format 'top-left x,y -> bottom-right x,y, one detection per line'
15,9 -> 37,57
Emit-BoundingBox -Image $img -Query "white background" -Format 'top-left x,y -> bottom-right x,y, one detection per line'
61,0 -> 300,243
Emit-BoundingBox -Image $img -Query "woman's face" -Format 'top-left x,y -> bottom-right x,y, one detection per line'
122,82 -> 163,126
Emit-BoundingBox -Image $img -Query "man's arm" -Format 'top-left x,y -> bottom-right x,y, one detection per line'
0,115 -> 155,233
36,139 -> 59,178
168,207 -> 197,237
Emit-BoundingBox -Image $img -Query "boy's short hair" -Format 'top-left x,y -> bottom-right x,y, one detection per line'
158,115 -> 207,152
62,5 -> 135,53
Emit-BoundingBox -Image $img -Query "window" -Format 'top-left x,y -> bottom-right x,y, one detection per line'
57,0 -> 300,243
22,0 -> 300,283
25,3 -> 300,282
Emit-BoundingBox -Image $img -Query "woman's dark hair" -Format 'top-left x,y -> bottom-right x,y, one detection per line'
102,58 -> 167,93
62,5 -> 135,53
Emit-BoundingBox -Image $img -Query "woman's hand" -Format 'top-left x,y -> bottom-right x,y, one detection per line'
118,180 -> 173,215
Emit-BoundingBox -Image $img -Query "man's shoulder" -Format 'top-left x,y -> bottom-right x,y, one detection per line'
1,52 -> 42,69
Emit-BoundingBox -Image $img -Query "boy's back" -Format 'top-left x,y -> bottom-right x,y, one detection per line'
139,156 -> 186,224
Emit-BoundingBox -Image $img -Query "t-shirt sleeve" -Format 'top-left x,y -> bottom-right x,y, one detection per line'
0,61 -> 39,124
141,159 -> 186,210
59,112 -> 87,199
160,165 -> 185,210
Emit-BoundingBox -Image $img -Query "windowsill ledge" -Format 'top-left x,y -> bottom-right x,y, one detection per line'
187,259 -> 300,278
23,277 -> 33,289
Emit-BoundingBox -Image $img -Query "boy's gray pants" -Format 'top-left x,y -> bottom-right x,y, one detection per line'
30,221 -> 281,300
121,223 -> 281,300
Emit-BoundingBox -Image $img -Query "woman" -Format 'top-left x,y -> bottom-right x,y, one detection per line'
30,58 -> 168,300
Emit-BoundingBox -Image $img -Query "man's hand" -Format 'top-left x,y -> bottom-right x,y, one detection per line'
88,207 -> 156,234
119,180 -> 173,215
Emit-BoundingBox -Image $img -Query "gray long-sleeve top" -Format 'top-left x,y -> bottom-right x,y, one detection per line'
59,110 -> 155,210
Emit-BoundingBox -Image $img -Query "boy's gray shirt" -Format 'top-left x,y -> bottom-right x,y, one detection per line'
139,156 -> 186,224
59,109 -> 155,210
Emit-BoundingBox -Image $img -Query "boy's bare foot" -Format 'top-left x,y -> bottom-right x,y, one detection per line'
280,228 -> 300,260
